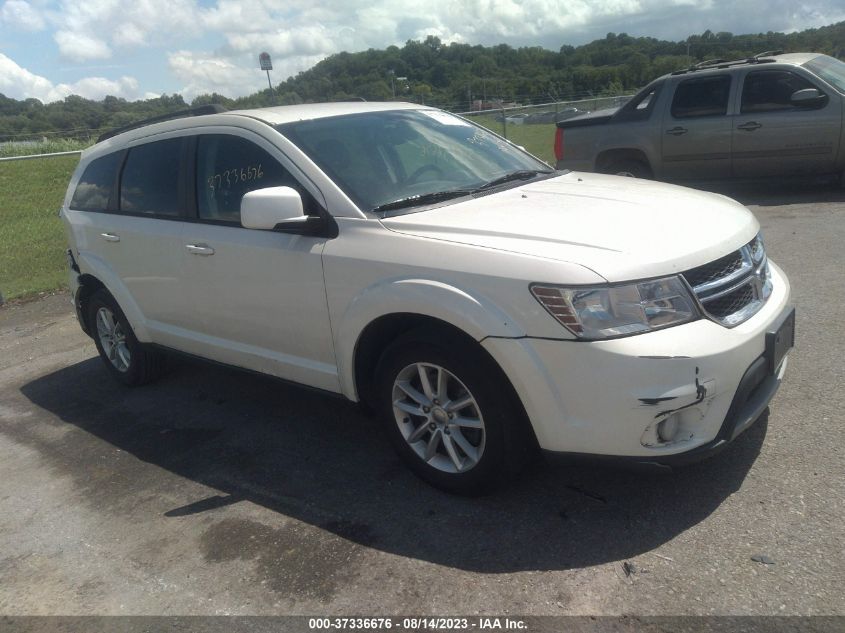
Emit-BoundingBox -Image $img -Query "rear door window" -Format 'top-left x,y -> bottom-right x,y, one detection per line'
120,138 -> 184,217
741,70 -> 819,113
70,152 -> 122,211
670,75 -> 732,118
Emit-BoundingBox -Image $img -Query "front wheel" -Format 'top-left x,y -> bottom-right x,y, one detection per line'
375,332 -> 529,494
88,289 -> 163,386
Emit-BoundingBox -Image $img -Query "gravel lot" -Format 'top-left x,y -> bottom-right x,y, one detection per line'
0,184 -> 843,618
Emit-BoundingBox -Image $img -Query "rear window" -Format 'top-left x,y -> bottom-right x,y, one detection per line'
70,152 -> 121,211
615,81 -> 664,122
671,76 -> 731,118
120,138 -> 183,217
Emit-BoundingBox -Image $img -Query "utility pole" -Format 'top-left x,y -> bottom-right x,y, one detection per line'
388,70 -> 395,99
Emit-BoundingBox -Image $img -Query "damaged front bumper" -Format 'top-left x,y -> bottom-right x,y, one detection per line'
482,262 -> 793,465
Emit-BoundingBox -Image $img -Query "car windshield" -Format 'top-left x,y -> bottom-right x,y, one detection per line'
803,54 -> 845,94
277,109 -> 552,215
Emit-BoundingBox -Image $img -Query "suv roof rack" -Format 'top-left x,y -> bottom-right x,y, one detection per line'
96,104 -> 228,143
671,53 -> 781,76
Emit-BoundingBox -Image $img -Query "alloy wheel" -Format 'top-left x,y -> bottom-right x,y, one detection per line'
95,306 -> 131,373
391,362 -> 486,473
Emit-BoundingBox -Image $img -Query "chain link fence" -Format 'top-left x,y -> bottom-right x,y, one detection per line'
457,95 -> 632,165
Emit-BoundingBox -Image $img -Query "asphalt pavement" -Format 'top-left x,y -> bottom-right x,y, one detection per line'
0,183 -> 843,617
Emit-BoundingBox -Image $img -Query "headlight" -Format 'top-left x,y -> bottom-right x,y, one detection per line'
531,276 -> 699,340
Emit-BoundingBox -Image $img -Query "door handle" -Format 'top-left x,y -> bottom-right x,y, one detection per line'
185,244 -> 215,256
737,121 -> 762,131
100,233 -> 120,242
666,126 -> 688,136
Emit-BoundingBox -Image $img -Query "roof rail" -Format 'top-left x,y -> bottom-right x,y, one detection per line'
670,55 -> 779,76
96,104 -> 228,143
754,50 -> 783,59
694,58 -> 727,68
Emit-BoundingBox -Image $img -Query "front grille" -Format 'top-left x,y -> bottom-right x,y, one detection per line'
705,283 -> 755,318
682,236 -> 771,327
683,251 -> 744,288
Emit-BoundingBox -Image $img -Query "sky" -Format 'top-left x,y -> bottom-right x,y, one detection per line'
1,0 -> 844,103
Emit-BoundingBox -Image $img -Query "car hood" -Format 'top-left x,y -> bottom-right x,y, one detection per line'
380,172 -> 759,282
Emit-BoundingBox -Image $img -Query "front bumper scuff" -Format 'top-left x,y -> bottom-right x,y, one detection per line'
482,262 -> 792,465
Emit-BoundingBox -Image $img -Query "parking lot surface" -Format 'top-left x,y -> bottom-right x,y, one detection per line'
1,184 -> 843,616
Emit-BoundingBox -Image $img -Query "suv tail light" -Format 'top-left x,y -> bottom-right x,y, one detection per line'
554,127 -> 564,162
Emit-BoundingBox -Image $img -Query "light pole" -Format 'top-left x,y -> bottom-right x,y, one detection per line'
259,52 -> 275,103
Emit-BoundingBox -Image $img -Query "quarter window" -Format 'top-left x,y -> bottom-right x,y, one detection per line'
120,138 -> 183,217
70,152 -> 121,212
671,76 -> 731,118
741,71 -> 819,113
196,135 -> 315,224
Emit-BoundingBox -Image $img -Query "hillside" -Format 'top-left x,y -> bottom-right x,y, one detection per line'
1,21 -> 843,142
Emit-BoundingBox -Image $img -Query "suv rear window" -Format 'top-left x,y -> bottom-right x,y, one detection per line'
70,152 -> 121,212
120,138 -> 183,217
671,76 -> 731,118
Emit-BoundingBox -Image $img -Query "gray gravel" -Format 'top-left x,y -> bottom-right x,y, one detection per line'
0,183 -> 843,616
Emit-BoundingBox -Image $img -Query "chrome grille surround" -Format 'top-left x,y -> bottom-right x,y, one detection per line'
682,235 -> 772,327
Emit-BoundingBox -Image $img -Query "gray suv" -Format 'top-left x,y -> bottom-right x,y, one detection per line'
554,53 -> 845,183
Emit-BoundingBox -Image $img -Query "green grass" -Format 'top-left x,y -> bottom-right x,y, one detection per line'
0,138 -> 93,158
468,115 -> 556,165
0,155 -> 79,300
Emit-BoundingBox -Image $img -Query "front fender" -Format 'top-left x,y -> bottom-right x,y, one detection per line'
335,277 -> 525,400
76,250 -> 151,342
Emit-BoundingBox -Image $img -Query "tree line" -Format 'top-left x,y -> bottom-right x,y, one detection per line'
1,21 -> 843,141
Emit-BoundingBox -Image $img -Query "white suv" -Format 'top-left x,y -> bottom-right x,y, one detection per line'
61,102 -> 794,493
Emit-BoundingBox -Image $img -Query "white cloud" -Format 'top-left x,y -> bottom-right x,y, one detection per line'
50,0 -> 201,61
168,50 -> 269,100
0,53 -> 146,102
168,47 -> 328,100
54,30 -> 112,62
0,0 -> 45,31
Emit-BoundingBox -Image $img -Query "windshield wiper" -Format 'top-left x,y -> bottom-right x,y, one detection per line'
373,189 -> 473,213
473,169 -> 554,192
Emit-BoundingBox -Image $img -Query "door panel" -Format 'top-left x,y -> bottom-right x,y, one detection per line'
732,69 -> 842,178
661,75 -> 733,180
176,132 -> 338,392
70,144 -> 187,334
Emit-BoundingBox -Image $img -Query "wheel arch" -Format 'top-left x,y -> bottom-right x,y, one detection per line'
335,278 -> 525,403
353,313 -> 540,459
595,148 -> 653,175
74,252 -> 151,342
75,273 -> 106,337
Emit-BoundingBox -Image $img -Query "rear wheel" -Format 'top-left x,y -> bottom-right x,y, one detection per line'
88,289 -> 163,386
375,330 -> 529,494
604,158 -> 652,179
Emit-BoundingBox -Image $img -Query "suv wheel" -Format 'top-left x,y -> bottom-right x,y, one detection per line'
375,331 -> 526,494
88,289 -> 163,386
605,159 -> 652,179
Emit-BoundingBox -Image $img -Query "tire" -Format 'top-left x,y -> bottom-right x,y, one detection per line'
375,329 -> 530,495
604,158 -> 652,179
87,289 -> 163,386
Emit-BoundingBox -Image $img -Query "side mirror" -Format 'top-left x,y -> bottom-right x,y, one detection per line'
241,186 -> 304,230
790,88 -> 827,108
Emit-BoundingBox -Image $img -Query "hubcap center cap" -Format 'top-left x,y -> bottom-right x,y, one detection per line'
432,408 -> 449,425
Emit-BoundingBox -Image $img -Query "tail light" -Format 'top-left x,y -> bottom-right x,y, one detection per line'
554,127 -> 564,162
